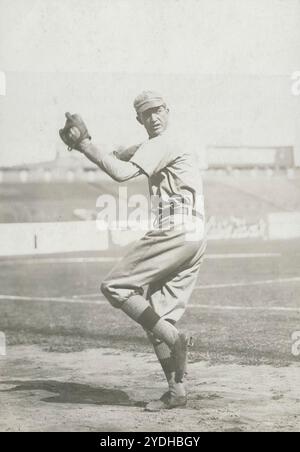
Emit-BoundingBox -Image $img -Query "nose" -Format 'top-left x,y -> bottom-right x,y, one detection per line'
150,112 -> 159,121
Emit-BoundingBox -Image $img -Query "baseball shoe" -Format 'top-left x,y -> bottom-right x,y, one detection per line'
145,390 -> 187,412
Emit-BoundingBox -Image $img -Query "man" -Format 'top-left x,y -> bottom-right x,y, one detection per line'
59,91 -> 206,410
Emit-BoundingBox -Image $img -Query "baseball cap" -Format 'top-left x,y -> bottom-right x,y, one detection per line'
133,90 -> 166,114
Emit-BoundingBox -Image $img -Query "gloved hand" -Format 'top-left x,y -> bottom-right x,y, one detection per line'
59,112 -> 91,151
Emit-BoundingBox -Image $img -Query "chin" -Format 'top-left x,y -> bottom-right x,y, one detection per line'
151,128 -> 163,137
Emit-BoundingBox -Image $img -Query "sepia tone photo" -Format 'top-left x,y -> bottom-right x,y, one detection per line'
0,0 -> 299,432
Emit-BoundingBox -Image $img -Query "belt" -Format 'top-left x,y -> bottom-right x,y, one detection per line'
155,205 -> 204,224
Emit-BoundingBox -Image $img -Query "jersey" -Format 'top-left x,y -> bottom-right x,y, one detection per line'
130,129 -> 205,228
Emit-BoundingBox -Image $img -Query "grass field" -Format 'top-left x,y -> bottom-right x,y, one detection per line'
0,239 -> 299,431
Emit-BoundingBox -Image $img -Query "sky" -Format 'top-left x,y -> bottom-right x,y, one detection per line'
0,0 -> 300,166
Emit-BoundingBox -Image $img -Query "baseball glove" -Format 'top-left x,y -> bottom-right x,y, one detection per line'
59,112 -> 91,151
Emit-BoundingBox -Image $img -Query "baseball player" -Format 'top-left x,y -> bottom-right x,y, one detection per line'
59,91 -> 206,410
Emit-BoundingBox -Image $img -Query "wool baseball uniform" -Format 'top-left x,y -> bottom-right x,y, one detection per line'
101,128 -> 206,323
66,91 -> 207,408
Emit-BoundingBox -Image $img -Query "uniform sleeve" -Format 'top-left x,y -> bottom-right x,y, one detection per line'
79,140 -> 142,182
112,144 -> 141,162
130,138 -> 177,177
100,154 -> 142,182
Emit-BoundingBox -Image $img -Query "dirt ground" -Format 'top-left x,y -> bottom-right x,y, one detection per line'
0,344 -> 299,432
1,240 -> 299,431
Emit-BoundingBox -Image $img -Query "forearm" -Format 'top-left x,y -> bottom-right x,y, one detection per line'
79,140 -> 141,182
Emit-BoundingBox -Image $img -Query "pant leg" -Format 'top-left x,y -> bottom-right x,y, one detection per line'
147,239 -> 206,322
101,227 -> 205,308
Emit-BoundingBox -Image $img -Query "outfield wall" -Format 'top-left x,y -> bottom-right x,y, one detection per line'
0,222 -> 109,256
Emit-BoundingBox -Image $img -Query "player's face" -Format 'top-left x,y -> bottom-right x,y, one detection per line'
138,105 -> 169,138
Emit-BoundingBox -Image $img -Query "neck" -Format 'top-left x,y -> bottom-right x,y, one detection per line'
148,129 -> 168,140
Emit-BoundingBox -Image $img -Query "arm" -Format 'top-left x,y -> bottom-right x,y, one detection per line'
79,139 -> 142,182
112,144 -> 141,162
59,113 -> 142,182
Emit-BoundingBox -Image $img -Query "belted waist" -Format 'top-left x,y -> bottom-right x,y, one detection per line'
155,198 -> 204,224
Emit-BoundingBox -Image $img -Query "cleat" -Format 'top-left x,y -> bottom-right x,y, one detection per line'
145,391 -> 187,411
145,392 -> 169,412
166,393 -> 187,409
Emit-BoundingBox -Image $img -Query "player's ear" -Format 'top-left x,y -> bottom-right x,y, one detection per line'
136,115 -> 143,125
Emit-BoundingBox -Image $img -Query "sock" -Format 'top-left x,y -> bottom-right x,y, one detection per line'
153,342 -> 187,396
121,294 -> 179,348
147,334 -> 176,382
147,317 -> 177,382
154,341 -> 176,382
147,334 -> 186,398
170,382 -> 186,398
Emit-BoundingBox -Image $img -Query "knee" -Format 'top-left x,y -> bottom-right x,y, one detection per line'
101,280 -> 133,308
100,280 -> 110,299
100,280 -> 119,308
